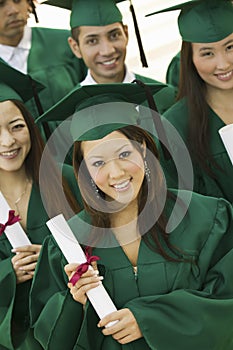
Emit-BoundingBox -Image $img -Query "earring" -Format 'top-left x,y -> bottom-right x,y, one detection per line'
90,178 -> 100,199
144,160 -> 151,183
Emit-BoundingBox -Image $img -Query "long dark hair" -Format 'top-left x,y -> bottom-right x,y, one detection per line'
73,125 -> 186,262
177,41 -> 220,177
12,100 -> 81,219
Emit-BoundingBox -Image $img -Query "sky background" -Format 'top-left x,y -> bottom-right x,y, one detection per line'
30,1 -> 186,83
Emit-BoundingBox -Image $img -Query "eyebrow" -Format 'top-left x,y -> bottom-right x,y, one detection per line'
84,34 -> 99,39
84,27 -> 121,39
223,39 -> 233,47
107,28 -> 122,34
87,143 -> 131,161
9,118 -> 25,125
199,39 -> 233,52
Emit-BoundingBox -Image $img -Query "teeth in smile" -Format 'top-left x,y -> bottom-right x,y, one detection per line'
218,71 -> 232,78
113,180 -> 130,189
102,59 -> 116,65
1,150 -> 17,156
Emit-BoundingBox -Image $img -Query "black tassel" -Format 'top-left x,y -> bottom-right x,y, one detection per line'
28,75 -> 53,144
30,1 -> 39,23
133,79 -> 171,160
129,2 -> 148,68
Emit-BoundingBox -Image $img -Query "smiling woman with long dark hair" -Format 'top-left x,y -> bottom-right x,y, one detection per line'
0,73 -> 81,349
30,83 -> 233,350
148,0 -> 233,204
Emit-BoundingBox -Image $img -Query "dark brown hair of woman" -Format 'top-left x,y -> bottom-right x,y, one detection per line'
12,100 -> 81,220
73,124 -> 187,262
177,41 -> 221,178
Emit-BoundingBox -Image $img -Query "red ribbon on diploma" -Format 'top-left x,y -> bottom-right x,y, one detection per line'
0,210 -> 21,236
70,247 -> 100,286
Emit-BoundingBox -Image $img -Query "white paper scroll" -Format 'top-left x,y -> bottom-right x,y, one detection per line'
0,192 -> 31,248
219,124 -> 233,165
46,214 -> 117,325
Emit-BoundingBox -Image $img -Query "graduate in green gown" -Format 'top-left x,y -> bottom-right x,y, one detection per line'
0,74 -> 81,349
44,0 -> 176,115
146,0 -> 233,204
0,0 -> 87,163
0,0 -> 87,114
30,83 -> 233,350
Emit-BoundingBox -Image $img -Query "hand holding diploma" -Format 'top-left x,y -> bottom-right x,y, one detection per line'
0,192 -> 41,283
0,192 -> 31,248
46,214 -> 118,327
66,263 -> 104,306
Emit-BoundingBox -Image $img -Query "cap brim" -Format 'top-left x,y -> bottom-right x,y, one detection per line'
43,0 -> 124,10
43,0 -> 72,10
0,60 -> 45,102
146,0 -> 200,17
35,82 -> 166,124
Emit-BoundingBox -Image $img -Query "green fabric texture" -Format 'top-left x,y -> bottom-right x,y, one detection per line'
134,73 -> 176,116
0,84 -> 22,103
0,27 -> 87,117
35,82 -> 166,141
146,0 -> 233,43
45,0 -> 126,9
0,26 -> 87,164
45,0 -> 123,28
0,185 -> 49,350
30,190 -> 233,349
0,166 -> 81,350
165,52 -> 180,92
0,61 -> 45,103
25,27 -> 87,115
24,26 -> 86,163
159,98 -> 233,204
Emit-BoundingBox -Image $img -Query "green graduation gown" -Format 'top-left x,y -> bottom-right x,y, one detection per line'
159,98 -> 233,203
0,165 -> 81,350
26,27 -> 87,163
165,52 -> 180,93
30,190 -> 233,349
25,27 -> 86,114
0,27 -> 87,163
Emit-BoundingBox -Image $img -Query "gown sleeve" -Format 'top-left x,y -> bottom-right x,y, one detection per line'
30,198 -> 233,350
0,242 -> 33,349
30,234 -> 117,350
0,251 -> 17,349
29,236 -> 84,349
125,199 -> 233,350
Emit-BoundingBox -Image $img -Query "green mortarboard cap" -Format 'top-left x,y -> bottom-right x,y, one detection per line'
0,60 -> 45,104
44,0 -> 148,67
146,0 -> 233,43
45,0 -> 122,27
35,82 -> 166,141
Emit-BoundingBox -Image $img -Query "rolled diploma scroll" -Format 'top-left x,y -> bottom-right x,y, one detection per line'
219,124 -> 233,165
46,214 -> 118,326
0,192 -> 31,248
